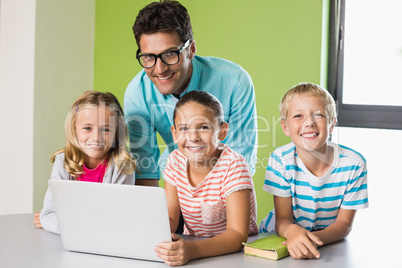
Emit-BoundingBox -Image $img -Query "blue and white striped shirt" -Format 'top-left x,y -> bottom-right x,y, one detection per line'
259,142 -> 368,232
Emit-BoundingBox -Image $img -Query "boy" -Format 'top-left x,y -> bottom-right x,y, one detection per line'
259,82 -> 368,259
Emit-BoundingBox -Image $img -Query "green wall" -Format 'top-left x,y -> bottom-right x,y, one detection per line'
33,0 -> 95,212
94,0 -> 325,223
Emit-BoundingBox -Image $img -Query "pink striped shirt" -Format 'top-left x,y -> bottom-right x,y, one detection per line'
164,145 -> 258,237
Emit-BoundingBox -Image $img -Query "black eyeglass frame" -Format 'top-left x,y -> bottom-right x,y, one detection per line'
136,39 -> 191,68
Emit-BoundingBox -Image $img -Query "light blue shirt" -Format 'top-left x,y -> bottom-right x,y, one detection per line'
124,55 -> 257,179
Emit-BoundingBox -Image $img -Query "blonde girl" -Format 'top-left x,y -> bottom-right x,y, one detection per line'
34,91 -> 136,234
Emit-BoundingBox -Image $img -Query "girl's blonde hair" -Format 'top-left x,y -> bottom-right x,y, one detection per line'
51,91 -> 136,177
279,82 -> 337,124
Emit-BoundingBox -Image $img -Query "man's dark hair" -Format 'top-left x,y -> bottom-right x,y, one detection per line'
133,0 -> 193,49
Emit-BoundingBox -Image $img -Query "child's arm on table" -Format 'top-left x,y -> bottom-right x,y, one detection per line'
312,208 -> 356,245
165,181 -> 181,233
274,196 -> 323,259
155,185 -> 251,266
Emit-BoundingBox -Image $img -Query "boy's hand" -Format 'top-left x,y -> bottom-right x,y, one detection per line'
284,224 -> 323,259
33,212 -> 43,229
154,233 -> 193,266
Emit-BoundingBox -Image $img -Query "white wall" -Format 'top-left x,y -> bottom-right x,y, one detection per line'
0,0 -> 94,215
332,127 -> 402,233
0,0 -> 36,214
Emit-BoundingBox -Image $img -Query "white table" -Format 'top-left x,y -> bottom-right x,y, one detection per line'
0,214 -> 398,267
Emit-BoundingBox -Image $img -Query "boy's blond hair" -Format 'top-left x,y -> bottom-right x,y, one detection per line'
280,82 -> 337,124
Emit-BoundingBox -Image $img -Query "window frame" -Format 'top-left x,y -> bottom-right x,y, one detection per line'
328,0 -> 402,130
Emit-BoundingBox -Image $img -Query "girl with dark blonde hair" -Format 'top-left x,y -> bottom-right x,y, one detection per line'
34,91 -> 136,234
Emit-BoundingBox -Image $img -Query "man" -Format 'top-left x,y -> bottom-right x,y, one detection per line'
125,0 -> 257,186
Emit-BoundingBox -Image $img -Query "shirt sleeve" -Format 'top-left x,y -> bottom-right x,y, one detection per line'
341,160 -> 369,210
224,68 -> 258,175
163,151 -> 177,187
40,154 -> 69,235
222,156 -> 253,198
263,151 -> 292,197
124,77 -> 160,180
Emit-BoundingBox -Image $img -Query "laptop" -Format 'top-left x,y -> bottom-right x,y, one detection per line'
49,179 -> 172,262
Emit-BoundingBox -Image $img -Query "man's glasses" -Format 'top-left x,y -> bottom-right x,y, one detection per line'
136,39 -> 190,68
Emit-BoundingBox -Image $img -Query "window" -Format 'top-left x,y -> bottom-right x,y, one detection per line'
328,0 -> 402,129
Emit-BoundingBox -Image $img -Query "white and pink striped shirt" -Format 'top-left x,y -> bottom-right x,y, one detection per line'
164,145 -> 258,237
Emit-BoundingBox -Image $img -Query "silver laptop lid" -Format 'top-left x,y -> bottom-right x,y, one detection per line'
49,180 -> 172,262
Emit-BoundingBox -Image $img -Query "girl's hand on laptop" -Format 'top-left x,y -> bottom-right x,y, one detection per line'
154,233 -> 193,266
33,212 -> 43,229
